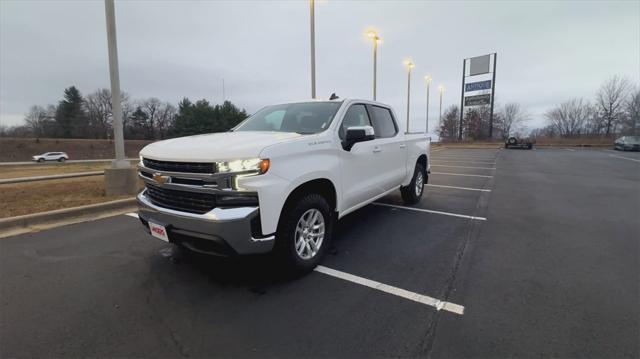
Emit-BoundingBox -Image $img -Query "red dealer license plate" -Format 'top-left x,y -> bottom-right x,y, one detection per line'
148,222 -> 169,242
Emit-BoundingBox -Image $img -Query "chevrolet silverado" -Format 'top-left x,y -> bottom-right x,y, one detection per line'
137,98 -> 430,271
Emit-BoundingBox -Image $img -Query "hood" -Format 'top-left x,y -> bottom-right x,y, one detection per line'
140,131 -> 303,162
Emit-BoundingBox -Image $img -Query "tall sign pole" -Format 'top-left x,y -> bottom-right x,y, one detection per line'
489,53 -> 497,139
309,0 -> 316,99
458,59 -> 466,141
104,0 -> 127,169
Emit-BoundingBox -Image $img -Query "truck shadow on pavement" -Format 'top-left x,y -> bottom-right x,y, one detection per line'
151,206 -> 375,293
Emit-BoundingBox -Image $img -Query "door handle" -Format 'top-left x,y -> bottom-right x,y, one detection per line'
399,144 -> 406,149
373,146 -> 382,153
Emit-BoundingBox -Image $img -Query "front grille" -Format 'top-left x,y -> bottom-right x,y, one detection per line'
143,158 -> 215,174
145,184 -> 216,214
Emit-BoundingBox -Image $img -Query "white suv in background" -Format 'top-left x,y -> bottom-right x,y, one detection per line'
32,152 -> 69,163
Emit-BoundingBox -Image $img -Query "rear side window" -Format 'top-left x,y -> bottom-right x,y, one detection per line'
339,104 -> 372,139
370,106 -> 398,138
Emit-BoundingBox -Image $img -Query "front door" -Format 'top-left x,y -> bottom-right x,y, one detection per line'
338,104 -> 384,212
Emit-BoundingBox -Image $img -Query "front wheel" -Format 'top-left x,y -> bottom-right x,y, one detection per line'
37,158 -> 44,163
401,162 -> 426,205
58,157 -> 66,162
275,193 -> 334,273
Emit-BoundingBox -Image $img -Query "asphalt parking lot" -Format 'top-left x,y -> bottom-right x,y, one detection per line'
1,147 -> 638,358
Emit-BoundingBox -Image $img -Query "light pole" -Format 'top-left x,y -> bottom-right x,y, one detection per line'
438,85 -> 445,130
404,60 -> 414,133
366,30 -> 382,101
309,0 -> 316,99
103,0 -> 136,195
424,75 -> 432,133
105,0 -> 126,169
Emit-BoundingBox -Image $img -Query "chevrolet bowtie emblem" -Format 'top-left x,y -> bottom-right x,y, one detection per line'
153,173 -> 169,185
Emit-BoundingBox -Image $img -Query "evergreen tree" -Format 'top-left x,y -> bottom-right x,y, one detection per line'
171,98 -> 247,137
54,86 -> 87,138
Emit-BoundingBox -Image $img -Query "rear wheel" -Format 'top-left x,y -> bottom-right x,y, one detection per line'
401,162 -> 426,205
275,193 -> 333,273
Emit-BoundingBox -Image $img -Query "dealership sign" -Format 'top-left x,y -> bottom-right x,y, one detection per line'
464,94 -> 491,106
465,80 -> 492,92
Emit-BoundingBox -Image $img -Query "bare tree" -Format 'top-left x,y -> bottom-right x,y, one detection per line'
85,88 -> 130,138
155,103 -> 177,139
622,88 -> 639,135
24,105 -> 48,137
496,103 -> 527,139
545,98 -> 590,137
596,75 -> 631,136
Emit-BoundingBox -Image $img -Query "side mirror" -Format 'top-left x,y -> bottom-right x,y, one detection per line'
343,125 -> 375,151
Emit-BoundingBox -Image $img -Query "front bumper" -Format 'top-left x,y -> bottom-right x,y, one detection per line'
137,190 -> 275,256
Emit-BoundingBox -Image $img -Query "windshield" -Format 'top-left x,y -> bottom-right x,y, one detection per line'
625,136 -> 640,143
235,102 -> 342,134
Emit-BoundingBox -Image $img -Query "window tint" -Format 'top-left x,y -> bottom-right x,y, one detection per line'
264,110 -> 285,130
339,104 -> 371,139
235,102 -> 342,134
370,106 -> 398,138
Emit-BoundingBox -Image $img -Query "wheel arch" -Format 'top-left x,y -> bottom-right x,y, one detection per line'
281,178 -> 338,214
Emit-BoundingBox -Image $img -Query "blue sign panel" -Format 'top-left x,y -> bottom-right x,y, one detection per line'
465,80 -> 492,92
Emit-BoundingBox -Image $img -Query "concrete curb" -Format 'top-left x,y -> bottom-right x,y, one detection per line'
0,171 -> 104,184
0,198 -> 137,235
0,158 -> 139,166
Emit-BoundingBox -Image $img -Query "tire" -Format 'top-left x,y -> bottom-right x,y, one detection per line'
401,162 -> 426,205
58,157 -> 66,162
37,158 -> 44,163
508,137 -> 517,145
275,193 -> 334,273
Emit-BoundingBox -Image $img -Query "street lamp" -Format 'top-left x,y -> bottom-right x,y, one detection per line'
438,84 -> 445,129
424,75 -> 432,133
403,60 -> 415,133
103,0 -> 136,196
366,30 -> 382,101
309,0 -> 316,99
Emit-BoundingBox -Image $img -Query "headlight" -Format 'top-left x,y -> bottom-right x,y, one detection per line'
217,158 -> 269,174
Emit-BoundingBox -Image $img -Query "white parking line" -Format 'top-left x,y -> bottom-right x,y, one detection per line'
432,155 -> 496,161
373,202 -> 487,221
609,154 -> 640,163
426,184 -> 491,192
314,265 -> 465,315
431,159 -> 497,164
431,172 -> 493,178
431,164 -> 496,170
564,148 -> 575,152
125,213 -> 139,218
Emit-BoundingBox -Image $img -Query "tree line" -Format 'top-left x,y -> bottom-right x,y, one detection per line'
437,75 -> 638,141
438,102 -> 527,141
534,76 -> 638,138
0,86 -> 248,140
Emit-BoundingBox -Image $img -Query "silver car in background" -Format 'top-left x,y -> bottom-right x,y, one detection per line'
32,152 -> 69,162
613,136 -> 640,151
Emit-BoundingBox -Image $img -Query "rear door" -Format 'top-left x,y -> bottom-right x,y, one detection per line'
367,105 -> 407,192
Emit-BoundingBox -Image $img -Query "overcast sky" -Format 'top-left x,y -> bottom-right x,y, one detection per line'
1,0 -> 639,132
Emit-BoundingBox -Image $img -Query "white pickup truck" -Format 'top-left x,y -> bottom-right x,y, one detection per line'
137,98 -> 430,271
